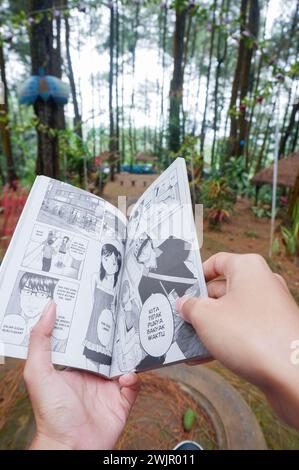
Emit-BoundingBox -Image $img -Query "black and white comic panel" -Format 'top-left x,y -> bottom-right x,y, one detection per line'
22,224 -> 88,280
83,239 -> 124,375
112,233 -> 208,375
127,168 -> 182,244
37,180 -> 105,238
0,271 -> 78,353
102,209 -> 127,241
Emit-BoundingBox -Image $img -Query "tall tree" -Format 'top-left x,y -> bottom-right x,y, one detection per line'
64,2 -> 87,184
108,2 -> 116,180
128,2 -> 139,169
29,0 -> 65,177
211,0 -> 229,167
279,98 -> 299,157
0,37 -> 17,186
200,0 -> 217,159
228,0 -> 260,159
158,3 -> 167,158
115,0 -> 120,172
65,7 -> 82,141
168,1 -> 187,153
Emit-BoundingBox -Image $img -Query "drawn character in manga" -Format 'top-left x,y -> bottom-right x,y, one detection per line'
0,272 -> 59,346
127,200 -> 144,242
42,236 -> 57,272
83,243 -> 122,374
134,233 -> 203,370
56,236 -> 70,268
115,280 -> 145,372
23,226 -> 87,281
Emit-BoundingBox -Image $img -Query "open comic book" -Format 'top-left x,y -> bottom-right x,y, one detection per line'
0,158 -> 209,378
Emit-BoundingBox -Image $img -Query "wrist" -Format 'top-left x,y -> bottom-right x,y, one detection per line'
263,350 -> 299,430
29,432 -> 74,450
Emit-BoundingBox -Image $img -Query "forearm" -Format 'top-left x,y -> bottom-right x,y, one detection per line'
265,362 -> 299,430
262,315 -> 299,430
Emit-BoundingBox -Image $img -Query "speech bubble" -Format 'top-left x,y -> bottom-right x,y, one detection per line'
139,293 -> 174,357
31,225 -> 49,243
97,308 -> 113,347
69,238 -> 87,261
0,314 -> 26,345
52,280 -> 77,340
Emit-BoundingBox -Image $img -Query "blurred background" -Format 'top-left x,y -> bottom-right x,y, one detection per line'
0,0 -> 298,450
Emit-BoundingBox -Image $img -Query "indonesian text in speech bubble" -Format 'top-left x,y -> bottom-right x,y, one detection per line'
139,293 -> 174,357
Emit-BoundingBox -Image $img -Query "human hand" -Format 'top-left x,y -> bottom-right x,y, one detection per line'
24,301 -> 140,450
177,252 -> 299,430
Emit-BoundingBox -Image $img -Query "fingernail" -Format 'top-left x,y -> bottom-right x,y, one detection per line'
176,296 -> 190,315
41,300 -> 55,319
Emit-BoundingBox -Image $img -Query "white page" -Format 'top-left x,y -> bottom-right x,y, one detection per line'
110,157 -> 209,377
0,176 -> 127,377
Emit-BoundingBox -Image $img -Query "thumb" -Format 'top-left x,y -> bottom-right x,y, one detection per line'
24,300 -> 56,382
176,296 -> 218,337
119,372 -> 140,412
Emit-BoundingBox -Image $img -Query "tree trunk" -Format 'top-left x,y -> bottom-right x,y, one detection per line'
279,100 -> 299,158
64,8 -> 85,183
228,0 -> 259,159
168,3 -> 187,153
211,0 -> 228,167
129,3 -> 140,170
29,0 -> 64,178
65,10 -> 82,140
158,4 -> 167,159
228,0 -> 247,159
0,40 -> 17,186
108,3 -> 116,180
288,170 -> 299,218
200,0 -> 217,158
115,0 -> 120,172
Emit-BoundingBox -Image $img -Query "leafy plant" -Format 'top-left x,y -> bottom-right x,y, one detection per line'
281,200 -> 299,257
272,237 -> 280,256
222,157 -> 251,197
244,230 -> 258,238
200,177 -> 235,230
252,204 -> 272,218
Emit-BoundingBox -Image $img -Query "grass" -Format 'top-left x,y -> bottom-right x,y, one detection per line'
244,230 -> 259,239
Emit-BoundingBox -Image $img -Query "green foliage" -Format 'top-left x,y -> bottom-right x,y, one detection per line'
183,407 -> 196,432
244,230 -> 258,239
280,200 -> 299,257
200,177 -> 235,230
221,157 -> 251,197
272,237 -> 280,256
252,186 -> 279,219
58,126 -> 93,184
251,204 -> 272,218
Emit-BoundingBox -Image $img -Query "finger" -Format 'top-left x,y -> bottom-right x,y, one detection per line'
24,301 -> 56,381
203,252 -> 237,282
207,279 -> 226,298
119,372 -> 140,410
273,273 -> 289,292
176,296 -> 218,333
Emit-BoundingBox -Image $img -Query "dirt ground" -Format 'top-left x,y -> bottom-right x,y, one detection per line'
202,197 -> 299,302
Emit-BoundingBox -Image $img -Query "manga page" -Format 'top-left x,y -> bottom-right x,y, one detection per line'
110,158 -> 209,377
0,176 -> 127,378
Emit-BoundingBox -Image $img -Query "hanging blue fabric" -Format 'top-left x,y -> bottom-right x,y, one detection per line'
18,68 -> 70,105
